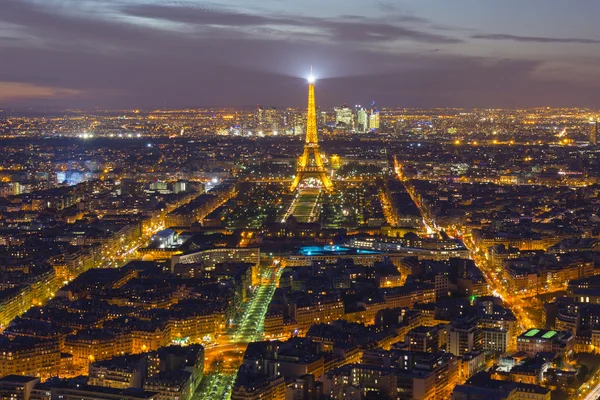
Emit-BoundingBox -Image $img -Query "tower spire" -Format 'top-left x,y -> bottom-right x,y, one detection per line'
290,72 -> 334,192
306,74 -> 318,144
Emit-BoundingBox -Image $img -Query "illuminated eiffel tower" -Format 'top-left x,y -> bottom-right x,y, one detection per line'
290,72 -> 334,192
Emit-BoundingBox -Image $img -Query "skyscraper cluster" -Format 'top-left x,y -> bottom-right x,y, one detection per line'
334,104 -> 380,133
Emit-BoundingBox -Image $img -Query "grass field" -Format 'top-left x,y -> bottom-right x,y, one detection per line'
289,188 -> 322,223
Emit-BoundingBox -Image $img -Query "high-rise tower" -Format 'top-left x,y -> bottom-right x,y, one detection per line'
356,107 -> 368,133
369,109 -> 380,130
290,74 -> 334,192
334,104 -> 353,129
590,119 -> 598,145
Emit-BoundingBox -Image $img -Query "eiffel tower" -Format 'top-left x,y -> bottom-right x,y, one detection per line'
290,73 -> 334,192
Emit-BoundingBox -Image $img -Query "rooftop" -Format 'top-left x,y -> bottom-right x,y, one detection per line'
519,328 -> 569,341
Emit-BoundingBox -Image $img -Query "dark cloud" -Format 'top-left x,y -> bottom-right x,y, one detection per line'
316,57 -> 600,109
123,3 -> 427,26
0,0 -> 459,58
0,0 -> 167,51
121,4 -> 297,27
326,20 -> 461,44
3,37 -> 597,110
373,0 -> 425,23
121,3 -> 459,44
472,33 -> 600,44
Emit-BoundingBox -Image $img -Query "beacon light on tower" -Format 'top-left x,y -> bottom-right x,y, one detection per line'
307,65 -> 315,84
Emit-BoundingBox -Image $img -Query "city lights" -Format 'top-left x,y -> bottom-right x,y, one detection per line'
1,0 -> 599,397
0,71 -> 598,400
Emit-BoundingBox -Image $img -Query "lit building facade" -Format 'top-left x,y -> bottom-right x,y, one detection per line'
516,329 -> 574,358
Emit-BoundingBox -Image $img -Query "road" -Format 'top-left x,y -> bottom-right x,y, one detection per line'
577,368 -> 600,400
582,381 -> 600,400
401,181 -> 436,235
462,234 -> 538,334
195,374 -> 233,400
194,263 -> 284,400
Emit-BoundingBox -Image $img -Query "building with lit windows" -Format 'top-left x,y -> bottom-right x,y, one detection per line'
516,329 -> 574,358
0,337 -> 60,380
88,345 -> 203,399
172,248 -> 260,271
293,297 -> 345,336
0,375 -> 40,400
322,364 -> 396,399
334,105 -> 353,130
356,108 -> 368,133
285,374 -> 323,400
143,370 -> 194,400
448,319 -> 483,357
30,382 -> 159,400
234,338 -> 325,400
322,350 -> 460,399
0,268 -> 59,329
65,330 -> 132,370
406,325 -> 442,353
368,110 -> 380,130
231,373 -> 285,400
89,354 -> 148,389
482,328 -> 510,353
394,351 -> 459,400
452,378 -> 551,400
346,236 -> 470,260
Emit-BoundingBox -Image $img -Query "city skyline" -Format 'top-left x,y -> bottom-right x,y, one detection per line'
2,0 -> 600,109
1,67 -> 600,399
3,3 -> 600,400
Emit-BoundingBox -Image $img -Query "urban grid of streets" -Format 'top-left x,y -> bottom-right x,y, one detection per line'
185,174 -> 600,400
192,174 -> 546,400
400,174 -> 538,333
400,174 -> 600,399
195,263 -> 284,400
192,177 -> 600,400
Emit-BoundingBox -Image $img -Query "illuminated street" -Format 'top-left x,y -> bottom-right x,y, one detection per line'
582,380 -> 600,400
195,264 -> 284,400
463,234 -> 539,334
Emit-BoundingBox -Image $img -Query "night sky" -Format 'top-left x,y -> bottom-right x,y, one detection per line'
1,0 -> 600,109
